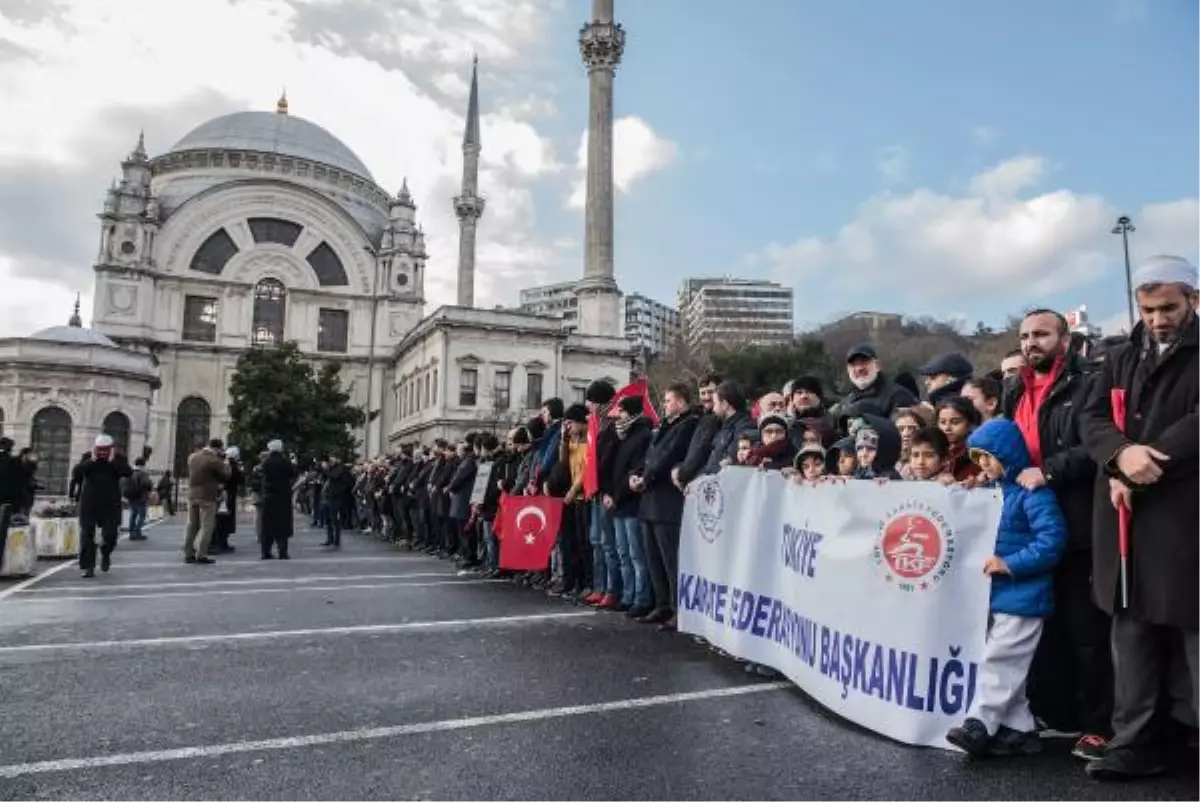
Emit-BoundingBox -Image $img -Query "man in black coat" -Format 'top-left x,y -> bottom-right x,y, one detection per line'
1082,256 -> 1199,781
703,381 -> 757,475
1001,309 -> 1110,759
78,434 -> 132,578
673,373 -> 722,491
632,382 -> 698,629
838,343 -> 920,419
259,440 -> 295,559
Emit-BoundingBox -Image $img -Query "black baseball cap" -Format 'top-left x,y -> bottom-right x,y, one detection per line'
846,343 -> 877,362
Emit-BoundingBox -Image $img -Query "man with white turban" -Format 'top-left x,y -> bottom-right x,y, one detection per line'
1083,255 -> 1198,781
258,439 -> 296,559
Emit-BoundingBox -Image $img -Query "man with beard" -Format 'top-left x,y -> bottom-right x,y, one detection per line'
259,440 -> 295,559
839,344 -> 919,420
1002,308 -> 1110,760
786,374 -> 834,448
1083,256 -> 1199,781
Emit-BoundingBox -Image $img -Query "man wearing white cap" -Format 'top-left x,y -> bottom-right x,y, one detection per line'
77,434 -> 132,577
1083,254 -> 1199,780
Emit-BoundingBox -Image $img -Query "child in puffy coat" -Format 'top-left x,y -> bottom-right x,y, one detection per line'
945,418 -> 1067,759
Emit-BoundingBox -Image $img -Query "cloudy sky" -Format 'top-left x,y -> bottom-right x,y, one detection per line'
0,0 -> 1195,338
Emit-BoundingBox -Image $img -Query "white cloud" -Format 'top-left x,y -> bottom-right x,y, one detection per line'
0,0 -> 570,336
875,145 -> 909,185
968,155 -> 1044,198
754,154 -> 1199,304
566,116 -> 677,210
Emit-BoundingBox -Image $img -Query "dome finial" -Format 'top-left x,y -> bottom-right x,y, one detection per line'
277,88 -> 288,115
68,293 -> 82,328
128,130 -> 147,162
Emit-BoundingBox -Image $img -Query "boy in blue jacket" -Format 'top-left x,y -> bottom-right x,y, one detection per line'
946,418 -> 1068,758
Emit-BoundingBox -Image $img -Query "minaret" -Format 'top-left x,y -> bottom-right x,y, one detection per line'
576,0 -> 625,337
453,56 -> 485,308
68,294 -> 83,328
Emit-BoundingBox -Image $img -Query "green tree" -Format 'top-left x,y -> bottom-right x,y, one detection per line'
709,339 -> 837,400
227,342 -> 365,465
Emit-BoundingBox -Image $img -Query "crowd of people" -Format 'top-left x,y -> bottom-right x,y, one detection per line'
0,255 -> 1193,781
300,254 -> 1196,781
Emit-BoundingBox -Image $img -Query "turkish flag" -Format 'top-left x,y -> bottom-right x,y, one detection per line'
607,379 -> 661,427
497,494 -> 563,571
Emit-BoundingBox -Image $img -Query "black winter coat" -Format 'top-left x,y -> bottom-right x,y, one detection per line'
838,374 -> 920,420
637,411 -> 699,523
676,410 -> 720,486
594,415 -> 621,496
260,452 -> 296,540
1084,316 -> 1198,628
79,455 -> 132,522
1001,354 -> 1097,552
610,417 -> 653,517
0,450 -> 20,508
703,411 -> 758,475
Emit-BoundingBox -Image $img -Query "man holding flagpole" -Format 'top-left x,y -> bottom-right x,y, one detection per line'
1082,255 -> 1198,781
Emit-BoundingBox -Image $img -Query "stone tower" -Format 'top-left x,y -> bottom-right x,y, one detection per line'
576,0 -> 625,337
453,56 -> 485,308
92,131 -> 160,337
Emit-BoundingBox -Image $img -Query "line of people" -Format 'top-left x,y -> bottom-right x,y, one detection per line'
331,255 -> 1195,781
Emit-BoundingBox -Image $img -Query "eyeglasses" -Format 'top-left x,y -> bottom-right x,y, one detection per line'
968,448 -> 990,464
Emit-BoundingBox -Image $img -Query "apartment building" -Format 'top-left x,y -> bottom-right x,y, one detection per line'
624,293 -> 680,354
679,277 -> 794,349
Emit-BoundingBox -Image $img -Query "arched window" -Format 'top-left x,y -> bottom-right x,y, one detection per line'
306,242 -> 349,286
174,397 -> 212,479
0,407 -> 5,437
251,278 -> 287,346
102,411 -> 131,457
30,406 -> 72,496
248,217 -> 302,247
190,228 -> 240,275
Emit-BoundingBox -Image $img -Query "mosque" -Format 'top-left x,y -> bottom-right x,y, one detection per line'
0,5 -> 635,495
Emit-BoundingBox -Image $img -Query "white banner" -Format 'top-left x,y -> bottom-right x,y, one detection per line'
679,469 -> 1001,749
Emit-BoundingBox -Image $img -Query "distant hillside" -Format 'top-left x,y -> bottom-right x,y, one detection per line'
811,312 -> 1019,380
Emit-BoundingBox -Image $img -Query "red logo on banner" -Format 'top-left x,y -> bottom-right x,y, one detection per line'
873,502 -> 956,592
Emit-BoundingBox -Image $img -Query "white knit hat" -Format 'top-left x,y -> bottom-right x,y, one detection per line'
94,434 -> 114,448
1132,255 -> 1198,291
225,446 -> 240,460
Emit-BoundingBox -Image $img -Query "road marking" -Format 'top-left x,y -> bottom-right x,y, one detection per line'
0,559 -> 78,602
23,571 -> 455,593
0,610 -> 597,654
0,682 -> 789,778
112,554 -> 426,569
0,515 -> 169,602
4,578 -> 503,603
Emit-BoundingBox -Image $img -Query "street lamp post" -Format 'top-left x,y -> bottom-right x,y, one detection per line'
1111,215 -> 1136,329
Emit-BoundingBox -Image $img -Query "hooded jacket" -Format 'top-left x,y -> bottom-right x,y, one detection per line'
851,413 -> 902,479
967,419 -> 1068,618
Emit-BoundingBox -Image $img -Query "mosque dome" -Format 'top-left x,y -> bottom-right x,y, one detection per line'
29,325 -> 118,348
168,110 -> 374,181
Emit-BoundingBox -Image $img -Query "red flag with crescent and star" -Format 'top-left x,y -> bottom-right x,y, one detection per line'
496,493 -> 563,571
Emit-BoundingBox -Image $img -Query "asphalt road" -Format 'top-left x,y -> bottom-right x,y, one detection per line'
1,516 -> 1195,800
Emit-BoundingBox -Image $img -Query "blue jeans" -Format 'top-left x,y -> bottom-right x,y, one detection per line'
613,515 -> 651,608
481,520 -> 498,569
589,499 -> 619,597
128,502 -> 147,536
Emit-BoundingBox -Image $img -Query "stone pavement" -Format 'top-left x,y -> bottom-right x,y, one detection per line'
0,517 -> 1195,800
